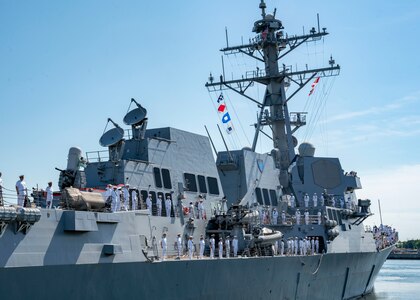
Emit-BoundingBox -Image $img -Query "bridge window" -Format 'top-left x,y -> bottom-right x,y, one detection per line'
207,177 -> 219,195
262,188 -> 270,206
161,168 -> 172,189
153,167 -> 163,188
184,173 -> 198,192
255,188 -> 263,205
197,175 -> 207,194
269,189 -> 278,206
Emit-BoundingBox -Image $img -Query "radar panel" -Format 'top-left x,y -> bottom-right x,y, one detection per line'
99,127 -> 124,147
123,107 -> 147,126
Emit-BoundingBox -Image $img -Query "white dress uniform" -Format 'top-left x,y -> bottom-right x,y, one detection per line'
281,211 -> 286,224
280,240 -> 285,256
290,195 -> 296,208
156,196 -> 162,216
115,189 -> 121,211
111,189 -> 119,212
295,210 -> 301,225
304,210 -> 309,225
225,239 -> 231,258
161,237 -> 167,260
199,238 -> 205,259
210,237 -> 216,259
46,185 -> 53,209
299,239 -> 304,255
16,179 -> 27,206
331,196 -> 336,207
304,194 -> 309,208
197,201 -> 204,219
218,240 -> 223,258
313,193 -> 318,207
146,196 -> 152,214
165,197 -> 171,217
272,209 -> 278,225
104,186 -> 112,202
294,238 -> 298,256
176,236 -> 182,258
188,238 -> 194,260
315,238 -> 319,253
189,203 -> 195,219
320,194 -> 325,206
122,187 -> 129,211
317,211 -> 322,225
131,190 -> 137,210
232,237 -> 238,257
311,238 -> 315,255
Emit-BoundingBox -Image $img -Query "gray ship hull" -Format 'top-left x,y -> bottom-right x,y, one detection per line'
0,247 -> 392,300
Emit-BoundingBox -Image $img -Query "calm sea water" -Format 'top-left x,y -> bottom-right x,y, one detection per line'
363,260 -> 420,300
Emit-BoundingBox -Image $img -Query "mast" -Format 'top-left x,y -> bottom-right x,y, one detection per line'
205,0 -> 340,194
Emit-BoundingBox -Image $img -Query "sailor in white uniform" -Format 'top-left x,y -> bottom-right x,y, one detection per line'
45,181 -> 53,209
146,194 -> 152,214
313,193 -> 318,207
299,238 -> 304,255
15,175 -> 27,207
197,199 -> 204,219
317,210 -> 322,225
111,186 -> 119,212
311,237 -> 315,255
218,238 -> 223,258
304,209 -> 310,225
281,210 -> 286,224
188,236 -> 194,260
156,195 -> 163,216
199,235 -> 205,259
320,194 -> 325,206
294,237 -> 298,256
304,193 -> 309,208
115,187 -> 121,211
131,189 -> 137,210
176,233 -> 182,259
315,237 -> 320,253
225,237 -> 231,258
165,195 -> 172,217
122,184 -> 130,211
209,235 -> 216,259
161,233 -> 168,261
295,209 -> 301,225
232,235 -> 238,257
104,184 -> 112,205
280,239 -> 285,256
272,208 -> 278,225
189,202 -> 195,219
290,194 -> 296,208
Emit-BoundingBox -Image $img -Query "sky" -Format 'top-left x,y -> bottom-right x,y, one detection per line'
1,1 -> 419,240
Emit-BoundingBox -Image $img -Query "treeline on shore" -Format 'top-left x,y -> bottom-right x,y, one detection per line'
397,240 -> 420,249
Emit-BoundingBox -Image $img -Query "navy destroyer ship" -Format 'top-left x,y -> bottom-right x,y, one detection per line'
0,1 -> 396,299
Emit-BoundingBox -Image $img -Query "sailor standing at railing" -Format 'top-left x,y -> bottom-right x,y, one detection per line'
122,184 -> 130,211
280,239 -> 285,256
161,233 -> 168,261
304,209 -> 309,225
225,236 -> 231,258
111,186 -> 119,212
304,193 -> 309,208
232,235 -> 238,257
218,238 -> 223,258
295,209 -> 301,225
104,184 -> 112,204
281,210 -> 286,224
176,233 -> 182,259
315,237 -> 319,253
146,194 -> 152,214
45,181 -> 53,209
197,199 -> 204,219
15,175 -> 27,207
317,210 -> 322,225
188,236 -> 194,260
313,193 -> 318,207
199,235 -> 205,259
188,202 -> 194,219
157,195 -> 163,216
131,189 -> 137,210
210,234 -> 216,259
272,208 -> 278,225
290,194 -> 296,208
165,195 -> 171,217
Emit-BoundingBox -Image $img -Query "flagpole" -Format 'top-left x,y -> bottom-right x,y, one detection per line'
378,199 -> 383,226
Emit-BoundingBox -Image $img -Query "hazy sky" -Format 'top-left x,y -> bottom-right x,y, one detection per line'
1,1 -> 419,240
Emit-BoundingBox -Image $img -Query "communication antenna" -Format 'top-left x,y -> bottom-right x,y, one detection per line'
124,98 -> 147,126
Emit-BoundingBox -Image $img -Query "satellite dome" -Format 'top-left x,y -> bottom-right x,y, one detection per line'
298,142 -> 315,157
